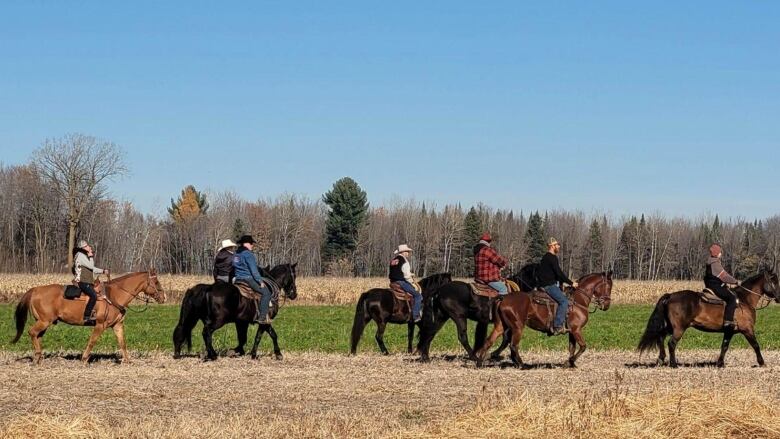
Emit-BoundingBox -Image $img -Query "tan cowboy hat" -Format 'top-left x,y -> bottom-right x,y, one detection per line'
395,244 -> 413,254
218,239 -> 237,251
547,237 -> 560,247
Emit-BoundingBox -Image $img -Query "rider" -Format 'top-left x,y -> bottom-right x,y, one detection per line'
72,240 -> 109,325
474,232 -> 509,296
233,235 -> 273,324
213,239 -> 237,283
537,238 -> 577,335
704,243 -> 740,328
389,244 -> 422,322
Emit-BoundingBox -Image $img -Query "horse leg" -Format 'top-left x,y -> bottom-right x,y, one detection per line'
231,321 -> 249,356
267,325 -> 283,360
81,324 -> 107,363
452,316 -> 475,361
407,322 -> 415,354
489,328 -> 511,361
567,329 -> 587,368
508,326 -> 525,368
418,316 -> 448,362
375,321 -> 390,355
475,319 -> 504,367
668,328 -> 684,368
250,324 -> 265,359
657,336 -> 668,366
715,329 -> 736,368
202,324 -> 219,361
743,329 -> 764,367
112,321 -> 131,364
28,320 -> 51,365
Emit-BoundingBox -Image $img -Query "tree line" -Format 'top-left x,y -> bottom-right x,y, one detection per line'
1,134 -> 779,279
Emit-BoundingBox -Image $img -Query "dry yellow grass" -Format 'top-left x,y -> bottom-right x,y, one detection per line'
1,350 -> 779,438
0,273 -> 700,305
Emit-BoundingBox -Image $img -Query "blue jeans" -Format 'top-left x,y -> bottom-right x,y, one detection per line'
237,277 -> 272,321
398,281 -> 422,320
488,281 -> 509,296
543,284 -> 568,329
78,282 -> 98,320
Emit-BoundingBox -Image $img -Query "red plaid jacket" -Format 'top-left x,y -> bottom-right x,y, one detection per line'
474,244 -> 507,282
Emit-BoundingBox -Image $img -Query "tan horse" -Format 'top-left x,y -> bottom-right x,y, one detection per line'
12,270 -> 165,364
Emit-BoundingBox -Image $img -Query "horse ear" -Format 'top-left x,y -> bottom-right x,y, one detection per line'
264,265 -> 271,272
607,270 -> 613,279
292,262 -> 298,269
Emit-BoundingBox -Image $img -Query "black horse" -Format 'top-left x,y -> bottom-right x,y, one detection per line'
173,263 -> 298,361
416,280 -> 497,362
350,273 -> 451,355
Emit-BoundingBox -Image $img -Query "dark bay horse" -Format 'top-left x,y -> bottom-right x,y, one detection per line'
173,263 -> 298,361
350,273 -> 451,355
12,270 -> 166,364
475,272 -> 613,368
416,280 -> 515,362
638,269 -> 779,368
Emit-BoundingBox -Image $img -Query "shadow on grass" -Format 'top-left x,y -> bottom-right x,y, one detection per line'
624,360 -> 719,368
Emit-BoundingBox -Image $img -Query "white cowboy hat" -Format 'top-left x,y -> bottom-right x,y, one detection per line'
395,244 -> 413,254
77,240 -> 89,249
218,239 -> 237,251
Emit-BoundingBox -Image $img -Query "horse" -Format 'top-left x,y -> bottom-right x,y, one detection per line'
349,273 -> 451,355
173,263 -> 298,361
416,279 -> 516,362
638,268 -> 780,368
12,270 -> 166,364
475,272 -> 613,368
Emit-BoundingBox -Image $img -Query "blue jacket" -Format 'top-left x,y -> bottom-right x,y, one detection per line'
233,247 -> 262,282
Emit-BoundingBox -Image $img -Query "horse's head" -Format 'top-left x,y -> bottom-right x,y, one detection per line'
759,267 -> 780,303
144,269 -> 166,304
272,263 -> 298,301
418,272 -> 452,293
581,271 -> 612,311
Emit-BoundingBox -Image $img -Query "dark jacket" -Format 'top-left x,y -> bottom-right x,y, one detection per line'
233,246 -> 262,283
704,256 -> 738,288
537,252 -> 573,287
213,248 -> 235,281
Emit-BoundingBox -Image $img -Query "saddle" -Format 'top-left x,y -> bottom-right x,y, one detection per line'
389,282 -> 416,315
235,282 -> 262,301
527,288 -> 574,333
699,288 -> 727,305
469,280 -> 519,298
63,281 -> 106,301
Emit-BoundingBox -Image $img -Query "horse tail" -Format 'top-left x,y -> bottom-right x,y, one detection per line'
173,285 -> 207,356
12,289 -> 33,344
637,293 -> 671,354
350,292 -> 370,355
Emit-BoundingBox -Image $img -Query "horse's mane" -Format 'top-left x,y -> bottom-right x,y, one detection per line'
107,271 -> 147,283
742,270 -> 766,287
577,272 -> 607,283
419,272 -> 451,288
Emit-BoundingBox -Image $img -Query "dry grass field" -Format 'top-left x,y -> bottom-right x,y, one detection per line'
1,350 -> 779,438
0,274 -> 699,305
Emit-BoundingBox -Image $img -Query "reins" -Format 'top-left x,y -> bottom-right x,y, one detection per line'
571,274 -> 611,314
103,272 -> 159,314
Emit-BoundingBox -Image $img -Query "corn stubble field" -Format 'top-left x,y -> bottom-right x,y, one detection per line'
2,274 -> 778,438
0,273 -> 700,305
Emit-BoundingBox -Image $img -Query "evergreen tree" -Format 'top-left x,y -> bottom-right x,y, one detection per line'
461,206 -> 483,275
232,218 -> 246,241
581,219 -> 604,273
168,185 -> 208,223
321,177 -> 369,265
524,211 -> 546,262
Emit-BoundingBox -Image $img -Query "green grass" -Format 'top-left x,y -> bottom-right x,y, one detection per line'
2,304 -> 780,355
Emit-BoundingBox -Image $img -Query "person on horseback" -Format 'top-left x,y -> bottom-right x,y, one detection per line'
213,239 -> 237,283
72,240 -> 109,325
537,238 -> 577,335
389,244 -> 422,322
233,235 -> 273,324
704,243 -> 740,328
474,232 -> 509,296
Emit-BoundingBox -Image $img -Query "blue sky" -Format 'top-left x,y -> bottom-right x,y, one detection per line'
1,2 -> 778,218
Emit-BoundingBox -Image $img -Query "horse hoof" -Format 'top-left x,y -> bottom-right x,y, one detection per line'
490,354 -> 503,361
275,354 -> 283,361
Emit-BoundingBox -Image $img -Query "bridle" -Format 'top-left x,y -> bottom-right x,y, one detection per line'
571,274 -> 611,313
735,273 -> 779,311
104,272 -> 162,314
266,265 -> 297,309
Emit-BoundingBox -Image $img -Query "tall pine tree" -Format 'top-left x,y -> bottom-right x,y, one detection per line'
524,211 -> 547,262
168,185 -> 208,223
461,206 -> 483,275
321,177 -> 369,267
581,219 -> 604,273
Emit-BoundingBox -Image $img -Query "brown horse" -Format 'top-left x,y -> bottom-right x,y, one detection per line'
638,269 -> 779,368
476,272 -> 613,368
12,270 -> 166,364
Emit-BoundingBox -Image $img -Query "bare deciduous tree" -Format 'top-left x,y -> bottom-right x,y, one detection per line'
31,133 -> 128,268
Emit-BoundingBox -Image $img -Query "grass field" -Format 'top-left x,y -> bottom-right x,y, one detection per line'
3,304 -> 780,356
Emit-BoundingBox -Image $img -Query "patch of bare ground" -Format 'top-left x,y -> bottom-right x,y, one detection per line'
1,350 -> 779,438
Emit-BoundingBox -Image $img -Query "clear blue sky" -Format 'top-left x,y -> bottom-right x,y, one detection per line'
1,2 -> 778,218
